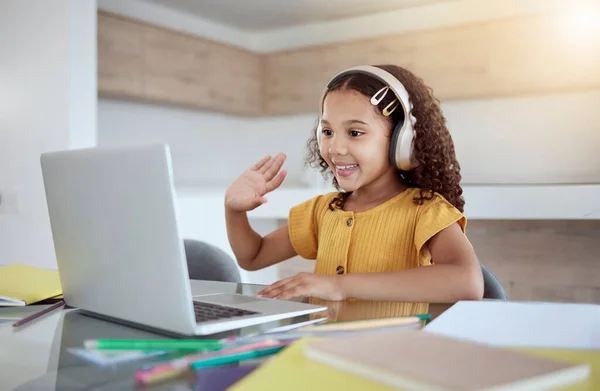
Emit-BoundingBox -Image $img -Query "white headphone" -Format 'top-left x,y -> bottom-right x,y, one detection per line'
316,65 -> 417,171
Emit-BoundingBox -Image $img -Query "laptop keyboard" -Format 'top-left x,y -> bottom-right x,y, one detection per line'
193,301 -> 260,322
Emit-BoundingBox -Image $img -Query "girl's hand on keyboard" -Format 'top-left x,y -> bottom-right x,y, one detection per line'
257,273 -> 345,301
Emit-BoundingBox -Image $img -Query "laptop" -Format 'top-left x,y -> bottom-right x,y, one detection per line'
40,144 -> 326,336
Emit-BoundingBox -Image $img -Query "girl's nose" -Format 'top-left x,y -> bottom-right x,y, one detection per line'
328,136 -> 348,156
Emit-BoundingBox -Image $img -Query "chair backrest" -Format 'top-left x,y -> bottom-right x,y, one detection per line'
481,264 -> 508,300
183,239 -> 241,283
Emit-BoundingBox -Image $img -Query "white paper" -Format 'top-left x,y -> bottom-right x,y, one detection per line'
424,300 -> 600,350
68,348 -> 166,365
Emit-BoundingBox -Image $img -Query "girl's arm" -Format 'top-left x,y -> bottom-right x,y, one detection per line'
225,211 -> 297,271
224,153 -> 297,271
339,222 -> 484,302
258,222 -> 483,302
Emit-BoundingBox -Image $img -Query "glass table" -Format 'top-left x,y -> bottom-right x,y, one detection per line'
0,280 -> 451,390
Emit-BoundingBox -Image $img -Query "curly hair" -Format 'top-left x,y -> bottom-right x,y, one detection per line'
305,64 -> 465,212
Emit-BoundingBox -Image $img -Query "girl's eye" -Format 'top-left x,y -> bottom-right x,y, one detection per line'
322,128 -> 333,136
349,130 -> 363,137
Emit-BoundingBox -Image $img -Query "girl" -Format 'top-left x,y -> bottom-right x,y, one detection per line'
224,64 -> 483,308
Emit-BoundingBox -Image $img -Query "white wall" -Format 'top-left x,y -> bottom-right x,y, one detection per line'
68,0 -> 98,149
0,0 -> 97,269
447,90 -> 600,185
98,99 -> 320,188
98,88 -> 600,187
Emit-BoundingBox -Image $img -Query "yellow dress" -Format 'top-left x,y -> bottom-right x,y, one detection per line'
287,188 -> 466,318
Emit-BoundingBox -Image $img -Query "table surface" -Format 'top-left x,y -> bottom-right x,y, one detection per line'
0,280 -> 451,391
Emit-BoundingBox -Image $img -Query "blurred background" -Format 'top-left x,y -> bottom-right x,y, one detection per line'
1,0 -> 599,301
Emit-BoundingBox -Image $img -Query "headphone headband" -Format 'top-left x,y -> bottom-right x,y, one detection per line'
317,65 -> 417,171
319,65 -> 411,116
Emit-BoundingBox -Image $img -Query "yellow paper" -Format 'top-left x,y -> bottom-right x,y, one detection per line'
516,348 -> 600,391
230,339 -> 395,391
231,339 -> 600,391
0,264 -> 62,306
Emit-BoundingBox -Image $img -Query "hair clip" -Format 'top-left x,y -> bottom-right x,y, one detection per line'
370,86 -> 389,105
382,99 -> 399,116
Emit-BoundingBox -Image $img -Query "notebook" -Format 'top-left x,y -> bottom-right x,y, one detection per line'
0,264 -> 62,306
229,338 -> 600,391
302,329 -> 591,391
424,300 -> 600,350
230,339 -> 394,391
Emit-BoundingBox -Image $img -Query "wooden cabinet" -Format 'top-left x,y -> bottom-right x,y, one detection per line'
97,11 -> 263,116
263,13 -> 600,115
205,43 -> 263,116
98,11 -> 600,117
97,12 -> 143,97
142,26 -> 211,107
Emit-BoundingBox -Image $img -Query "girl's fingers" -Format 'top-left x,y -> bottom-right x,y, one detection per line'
275,285 -> 305,300
258,275 -> 298,297
258,277 -> 292,295
264,154 -> 286,180
251,155 -> 271,171
258,156 -> 276,174
265,281 -> 302,299
265,170 -> 287,193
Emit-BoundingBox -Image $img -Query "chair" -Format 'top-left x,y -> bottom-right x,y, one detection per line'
183,239 -> 241,283
481,264 -> 508,300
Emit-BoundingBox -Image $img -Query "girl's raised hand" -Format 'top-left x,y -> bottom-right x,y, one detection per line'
225,153 -> 287,212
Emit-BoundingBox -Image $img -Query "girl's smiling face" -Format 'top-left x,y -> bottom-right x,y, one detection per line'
319,89 -> 399,193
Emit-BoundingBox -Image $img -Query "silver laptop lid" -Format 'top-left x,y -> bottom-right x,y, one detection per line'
41,144 -> 197,335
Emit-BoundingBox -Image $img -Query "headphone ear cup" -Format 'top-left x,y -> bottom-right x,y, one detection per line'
389,122 -> 403,169
390,117 -> 416,171
316,122 -> 322,151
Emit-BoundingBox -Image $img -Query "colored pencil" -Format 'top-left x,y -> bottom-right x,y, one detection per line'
12,300 -> 65,328
134,339 -> 283,386
84,338 -> 223,351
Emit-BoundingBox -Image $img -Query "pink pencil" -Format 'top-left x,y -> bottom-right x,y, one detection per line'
12,300 -> 65,328
134,339 -> 281,385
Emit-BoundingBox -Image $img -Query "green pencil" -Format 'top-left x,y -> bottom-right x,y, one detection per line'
190,346 -> 286,369
84,339 -> 223,351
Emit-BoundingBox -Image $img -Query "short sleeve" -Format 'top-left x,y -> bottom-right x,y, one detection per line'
287,194 -> 331,260
414,194 -> 467,258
